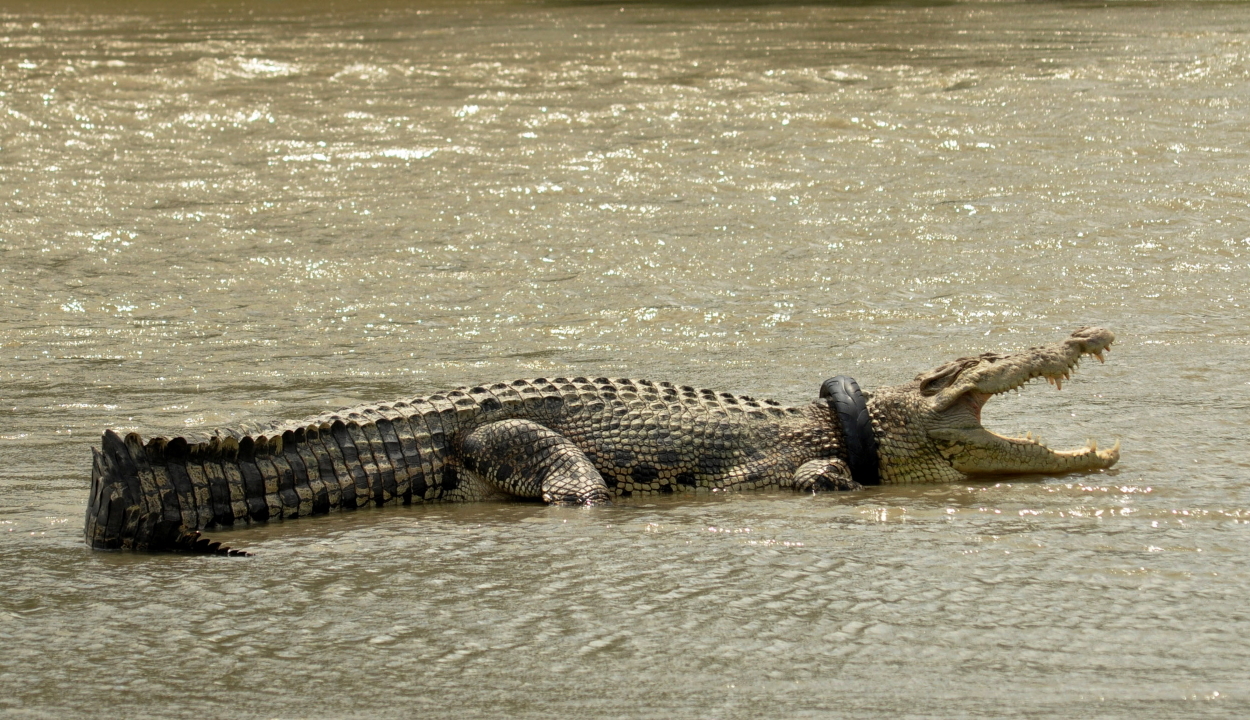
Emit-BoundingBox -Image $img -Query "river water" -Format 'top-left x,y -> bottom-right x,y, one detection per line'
1,1 -> 1248,717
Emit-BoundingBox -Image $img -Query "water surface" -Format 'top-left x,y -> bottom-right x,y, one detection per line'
1,1 -> 1248,717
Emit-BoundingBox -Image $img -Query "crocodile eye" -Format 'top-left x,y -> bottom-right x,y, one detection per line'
918,372 -> 956,396
916,357 -> 981,396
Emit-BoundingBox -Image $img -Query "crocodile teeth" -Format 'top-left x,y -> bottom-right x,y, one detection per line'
1093,350 -> 1105,363
1088,438 -> 1098,451
1055,377 -> 1063,390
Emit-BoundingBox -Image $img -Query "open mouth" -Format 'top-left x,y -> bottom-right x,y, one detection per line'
930,330 -> 1120,475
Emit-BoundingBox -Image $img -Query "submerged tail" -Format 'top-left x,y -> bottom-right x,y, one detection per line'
85,397 -> 470,553
86,430 -> 250,555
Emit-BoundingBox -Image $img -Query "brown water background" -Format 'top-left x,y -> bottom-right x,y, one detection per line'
1,1 -> 1248,717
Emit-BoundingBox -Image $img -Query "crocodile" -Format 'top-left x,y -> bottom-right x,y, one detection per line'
85,327 -> 1119,554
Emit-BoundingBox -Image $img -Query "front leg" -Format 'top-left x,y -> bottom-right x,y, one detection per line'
792,458 -> 861,494
460,419 -> 611,505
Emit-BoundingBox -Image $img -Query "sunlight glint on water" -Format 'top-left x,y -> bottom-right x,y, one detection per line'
1,2 -> 1248,717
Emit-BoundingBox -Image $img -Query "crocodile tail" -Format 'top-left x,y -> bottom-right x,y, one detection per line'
84,415 -> 423,553
86,400 -> 463,553
85,430 -> 248,555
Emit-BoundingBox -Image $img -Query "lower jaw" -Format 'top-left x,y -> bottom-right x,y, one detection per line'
936,429 -> 1117,475
952,447 -> 1116,475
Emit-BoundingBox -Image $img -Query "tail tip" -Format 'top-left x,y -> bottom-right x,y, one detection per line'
175,531 -> 251,557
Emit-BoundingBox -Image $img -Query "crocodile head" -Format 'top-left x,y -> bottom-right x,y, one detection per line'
867,327 -> 1120,484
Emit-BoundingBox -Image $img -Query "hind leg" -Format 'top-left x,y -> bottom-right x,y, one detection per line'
460,419 -> 611,505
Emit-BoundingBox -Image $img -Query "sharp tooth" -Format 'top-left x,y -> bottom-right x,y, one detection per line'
1088,438 -> 1097,451
1094,350 -> 1105,363
1046,376 -> 1055,385
1025,431 -> 1033,441
1055,377 -> 1063,390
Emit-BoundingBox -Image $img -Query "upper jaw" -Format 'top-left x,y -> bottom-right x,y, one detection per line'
931,326 -> 1115,412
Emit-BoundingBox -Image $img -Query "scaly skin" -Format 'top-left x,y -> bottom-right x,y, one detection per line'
85,328 -> 1119,553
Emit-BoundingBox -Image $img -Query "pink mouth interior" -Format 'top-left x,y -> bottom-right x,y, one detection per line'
964,392 -> 991,423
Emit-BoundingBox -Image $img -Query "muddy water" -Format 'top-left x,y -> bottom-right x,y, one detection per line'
2,1 -> 1248,717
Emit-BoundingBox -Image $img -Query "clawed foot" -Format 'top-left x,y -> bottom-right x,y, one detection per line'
543,490 -> 612,506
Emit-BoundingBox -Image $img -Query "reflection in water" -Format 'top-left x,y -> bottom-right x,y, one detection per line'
1,1 -> 1248,716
